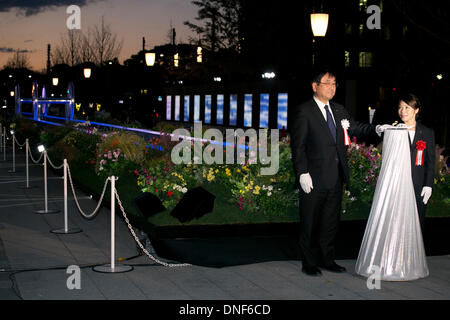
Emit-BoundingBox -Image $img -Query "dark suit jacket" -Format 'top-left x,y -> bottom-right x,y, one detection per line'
289,98 -> 377,191
409,122 -> 435,196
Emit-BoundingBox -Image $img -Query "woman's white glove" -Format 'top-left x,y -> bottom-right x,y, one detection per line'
299,173 -> 313,194
421,186 -> 432,204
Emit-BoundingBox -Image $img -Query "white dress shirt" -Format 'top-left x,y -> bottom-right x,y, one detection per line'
313,96 -> 336,125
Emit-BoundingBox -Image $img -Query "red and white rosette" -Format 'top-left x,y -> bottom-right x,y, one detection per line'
415,140 -> 426,166
341,119 -> 351,145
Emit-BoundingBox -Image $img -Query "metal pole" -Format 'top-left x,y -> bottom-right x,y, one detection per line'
111,175 -> 115,270
3,127 -> 5,161
44,151 -> 48,212
26,139 -> 29,188
35,150 -> 59,214
50,159 -> 81,234
92,176 -> 132,273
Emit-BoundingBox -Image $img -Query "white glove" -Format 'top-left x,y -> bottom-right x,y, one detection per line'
421,186 -> 432,205
299,173 -> 313,194
375,124 -> 391,137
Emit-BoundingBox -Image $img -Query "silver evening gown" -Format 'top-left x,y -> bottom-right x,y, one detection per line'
355,125 -> 429,281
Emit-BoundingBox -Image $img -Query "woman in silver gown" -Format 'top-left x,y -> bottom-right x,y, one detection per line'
355,94 -> 431,281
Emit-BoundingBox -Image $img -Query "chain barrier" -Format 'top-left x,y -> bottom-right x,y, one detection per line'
66,162 -> 109,220
11,131 -> 191,268
113,188 -> 191,267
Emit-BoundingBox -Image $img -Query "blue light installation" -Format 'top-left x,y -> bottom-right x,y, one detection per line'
277,93 -> 288,129
204,95 -> 211,124
244,94 -> 252,127
184,95 -> 190,121
229,94 -> 237,126
216,94 -> 224,125
260,93 -> 269,128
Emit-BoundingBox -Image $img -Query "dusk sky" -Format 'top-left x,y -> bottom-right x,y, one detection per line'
0,0 -> 199,71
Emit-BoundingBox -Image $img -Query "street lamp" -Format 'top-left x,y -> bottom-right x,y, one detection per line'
10,91 -> 14,97
145,52 -> 156,66
310,13 -> 329,37
52,77 -> 59,86
196,47 -> 203,63
83,68 -> 92,79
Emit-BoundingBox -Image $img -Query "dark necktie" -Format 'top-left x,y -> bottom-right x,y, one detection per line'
324,105 -> 336,143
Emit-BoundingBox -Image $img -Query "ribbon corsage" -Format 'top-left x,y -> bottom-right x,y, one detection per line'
341,119 -> 351,145
415,140 -> 426,166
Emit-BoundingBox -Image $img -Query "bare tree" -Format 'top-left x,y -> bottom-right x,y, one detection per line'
52,17 -> 122,67
90,17 -> 123,66
3,50 -> 31,69
53,30 -> 84,66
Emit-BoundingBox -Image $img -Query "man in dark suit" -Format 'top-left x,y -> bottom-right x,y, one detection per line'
289,69 -> 386,276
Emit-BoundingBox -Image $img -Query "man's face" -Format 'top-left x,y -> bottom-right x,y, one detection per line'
312,73 -> 337,103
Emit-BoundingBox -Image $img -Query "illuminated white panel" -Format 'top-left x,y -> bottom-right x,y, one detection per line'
194,95 -> 200,122
166,96 -> 172,120
174,95 -> 180,121
244,94 -> 252,127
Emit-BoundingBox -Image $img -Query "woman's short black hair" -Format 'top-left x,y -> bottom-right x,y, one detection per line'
398,93 -> 422,119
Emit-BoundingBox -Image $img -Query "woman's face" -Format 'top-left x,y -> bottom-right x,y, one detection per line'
398,100 -> 419,124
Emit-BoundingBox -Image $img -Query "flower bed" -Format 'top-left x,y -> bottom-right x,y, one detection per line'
10,118 -> 450,229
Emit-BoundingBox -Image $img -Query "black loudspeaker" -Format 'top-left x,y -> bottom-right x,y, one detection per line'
134,192 -> 166,218
171,186 -> 215,223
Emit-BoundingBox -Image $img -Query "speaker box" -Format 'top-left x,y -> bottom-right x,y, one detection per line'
171,186 -> 215,223
134,192 -> 166,218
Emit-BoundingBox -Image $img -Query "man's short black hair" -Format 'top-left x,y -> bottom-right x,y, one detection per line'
311,68 -> 337,85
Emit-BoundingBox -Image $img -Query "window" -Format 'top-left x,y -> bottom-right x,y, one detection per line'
345,51 -> 350,67
359,52 -> 373,68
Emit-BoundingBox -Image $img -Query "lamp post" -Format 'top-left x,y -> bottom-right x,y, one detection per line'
145,52 -> 156,67
83,68 -> 92,79
310,13 -> 329,37
310,7 -> 329,66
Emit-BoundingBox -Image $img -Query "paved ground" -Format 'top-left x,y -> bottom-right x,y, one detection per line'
1,146 -> 449,303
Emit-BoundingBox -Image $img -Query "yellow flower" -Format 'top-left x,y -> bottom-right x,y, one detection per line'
236,169 -> 241,173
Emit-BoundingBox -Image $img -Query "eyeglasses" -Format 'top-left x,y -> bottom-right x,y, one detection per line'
319,82 -> 338,87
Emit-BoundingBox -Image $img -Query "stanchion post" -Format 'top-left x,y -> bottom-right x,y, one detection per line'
26,139 -> 29,188
3,127 -> 6,161
35,148 -> 59,214
8,131 -> 15,172
50,159 -> 81,234
93,175 -> 133,273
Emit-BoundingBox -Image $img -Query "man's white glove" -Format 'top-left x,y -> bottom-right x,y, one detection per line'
299,173 -> 313,194
375,124 -> 391,137
421,186 -> 432,205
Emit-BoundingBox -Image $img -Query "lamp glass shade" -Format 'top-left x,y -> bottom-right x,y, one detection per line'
83,68 -> 92,79
311,13 -> 329,37
52,78 -> 59,86
145,52 -> 156,66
